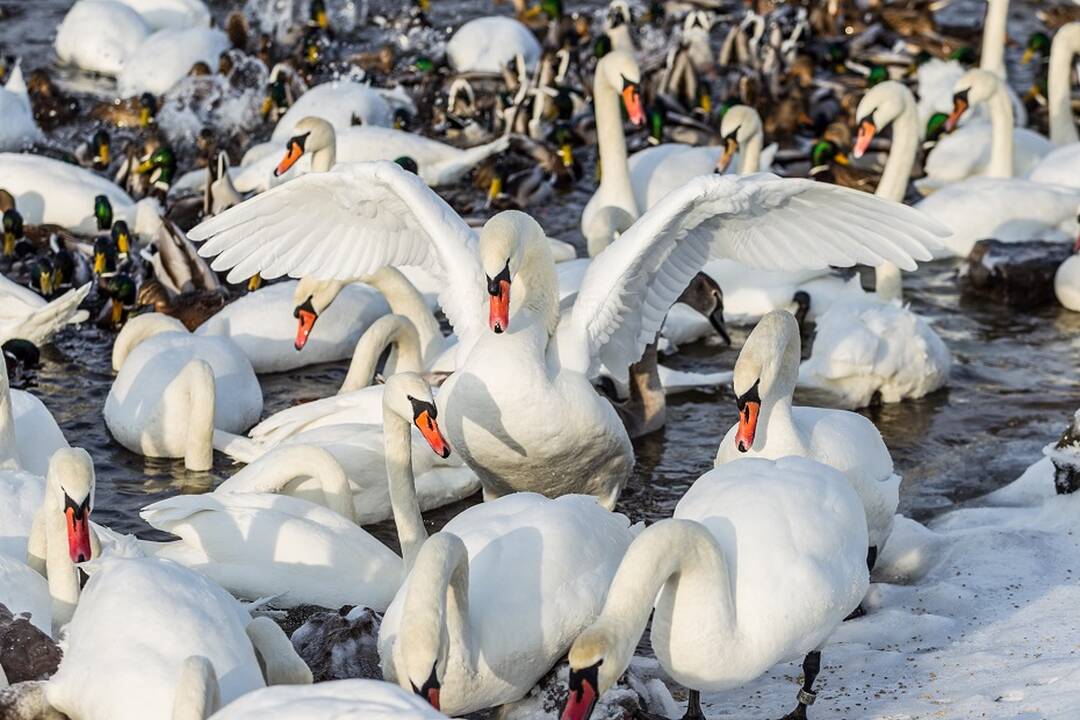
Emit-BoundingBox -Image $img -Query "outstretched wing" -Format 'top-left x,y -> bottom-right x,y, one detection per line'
561,173 -> 947,375
190,160 -> 487,339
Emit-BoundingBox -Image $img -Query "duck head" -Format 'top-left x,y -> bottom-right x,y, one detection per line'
29,257 -> 55,298
94,195 -> 113,232
731,310 -> 800,452
138,93 -> 158,127
275,116 -> 334,176
2,208 -> 23,258
101,273 -> 136,327
384,372 -> 451,458
90,129 -> 111,168
1021,31 -> 1050,65
716,104 -> 762,173
945,69 -> 1000,132
111,220 -> 132,256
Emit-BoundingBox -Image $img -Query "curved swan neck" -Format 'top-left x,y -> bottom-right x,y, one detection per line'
594,62 -> 639,218
384,401 -> 428,571
1048,24 -> 1080,146
232,446 -> 355,523
517,230 -> 561,337
986,79 -> 1015,178
182,359 -> 215,473
312,131 -> 336,172
340,315 -> 424,394
583,519 -> 735,690
172,656 -> 220,720
876,92 -> 919,204
979,0 -> 1009,80
0,365 -> 18,470
737,312 -> 803,453
111,313 -> 188,370
738,131 -> 763,174
363,268 -> 444,364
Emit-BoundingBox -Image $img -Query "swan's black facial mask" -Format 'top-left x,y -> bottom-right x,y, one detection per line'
562,660 -> 602,720
487,262 -> 512,334
735,379 -> 762,453
411,661 -> 441,710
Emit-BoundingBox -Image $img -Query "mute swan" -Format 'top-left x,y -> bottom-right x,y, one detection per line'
104,314 -> 262,471
234,115 -> 509,193
717,311 -> 900,566
799,81 -> 952,408
561,456 -> 868,720
916,70 -> 1080,257
141,373 -> 452,609
1027,23 -> 1080,190
1056,210 -> 1080,311
378,493 -> 635,715
209,678 -> 448,719
0,274 -> 90,348
270,81 -> 414,139
34,555 -> 309,720
446,17 -> 541,73
117,26 -> 229,95
0,360 -> 68,479
195,279 -> 390,373
192,160 -> 944,509
55,0 -> 151,77
0,61 -> 42,151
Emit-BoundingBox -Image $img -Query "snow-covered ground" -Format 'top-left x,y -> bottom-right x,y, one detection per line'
683,451 -> 1080,719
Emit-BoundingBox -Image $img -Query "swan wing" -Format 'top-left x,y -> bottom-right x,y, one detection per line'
562,173 -> 947,375
190,161 -> 486,340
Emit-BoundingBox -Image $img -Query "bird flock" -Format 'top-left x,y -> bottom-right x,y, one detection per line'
0,0 -> 1079,718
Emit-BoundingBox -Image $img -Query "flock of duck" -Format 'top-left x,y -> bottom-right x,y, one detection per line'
0,0 -> 1078,717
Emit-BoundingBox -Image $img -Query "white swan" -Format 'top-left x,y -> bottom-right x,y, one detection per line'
37,554 -> 309,720
446,17 -> 541,74
1056,210 -> 1080,311
0,355 -> 68,479
0,61 -> 41,151
0,274 -> 90,347
195,279 -> 390,373
233,116 -> 509,193
378,493 -> 635,715
560,456 -> 868,720
54,0 -> 152,77
716,311 -> 900,562
113,0 -> 211,30
799,81 -> 952,408
191,160 -> 945,509
117,26 -> 229,95
209,678 -> 448,719
916,70 -> 1080,257
105,314 -> 262,471
141,373 -> 452,609
270,81 -> 415,139
1027,23 -> 1080,189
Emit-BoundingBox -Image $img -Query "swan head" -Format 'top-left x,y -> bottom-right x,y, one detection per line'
716,105 -> 762,173
275,116 -> 334,176
853,81 -> 914,158
677,272 -> 730,345
731,310 -> 800,452
47,448 -> 96,565
383,372 -> 451,458
563,624 -> 621,720
479,211 -> 546,334
596,51 -> 644,126
946,69 -> 1000,132
292,277 -> 346,351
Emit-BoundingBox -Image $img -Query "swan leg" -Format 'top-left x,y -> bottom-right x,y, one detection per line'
681,689 -> 705,720
778,650 -> 821,720
844,546 -> 878,621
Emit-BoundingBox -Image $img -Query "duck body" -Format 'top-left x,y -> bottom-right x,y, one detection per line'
118,26 -> 229,96
0,63 -> 42,151
378,493 -> 634,715
45,555 -> 266,720
195,280 -> 389,373
55,0 -> 151,77
446,17 -> 541,73
0,274 -> 90,347
209,679 -> 448,719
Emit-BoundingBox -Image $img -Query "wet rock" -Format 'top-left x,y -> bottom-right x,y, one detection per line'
290,606 -> 382,682
1050,410 -> 1080,496
958,239 -> 1071,309
0,603 -> 61,684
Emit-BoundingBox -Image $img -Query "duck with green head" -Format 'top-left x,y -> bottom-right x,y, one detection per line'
2,208 -> 24,258
261,74 -> 290,121
99,272 -> 136,328
29,257 -> 56,298
76,129 -> 111,170
136,146 -> 177,198
94,195 -> 113,233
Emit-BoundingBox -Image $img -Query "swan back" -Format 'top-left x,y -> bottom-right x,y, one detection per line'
112,312 -> 188,370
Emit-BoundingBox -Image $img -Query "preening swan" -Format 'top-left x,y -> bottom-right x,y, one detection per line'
191,160 -> 945,510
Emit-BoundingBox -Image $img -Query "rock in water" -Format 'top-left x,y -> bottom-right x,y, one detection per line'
958,239 -> 1072,309
0,602 -> 61,684
290,606 -> 382,682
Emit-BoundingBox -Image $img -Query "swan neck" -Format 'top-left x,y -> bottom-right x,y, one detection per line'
517,232 -> 561,336
594,71 -> 638,217
183,360 -> 215,473
312,135 -> 336,173
0,369 -> 18,470
979,0 -> 1009,79
340,315 -> 424,394
875,262 -> 903,302
876,97 -> 918,203
738,132 -> 763,174
111,313 -> 187,370
986,83 -> 1015,178
364,269 -> 444,364
384,408 -> 427,571
1048,27 -> 1080,146
234,446 -> 355,523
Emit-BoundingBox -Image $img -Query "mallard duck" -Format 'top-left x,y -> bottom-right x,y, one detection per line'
96,272 -> 137,328
24,69 -> 79,131
90,92 -> 159,129
136,276 -> 226,331
73,129 -> 111,171
808,138 -> 880,193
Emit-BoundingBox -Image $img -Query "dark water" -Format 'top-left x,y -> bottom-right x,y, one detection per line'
4,0 -> 1078,549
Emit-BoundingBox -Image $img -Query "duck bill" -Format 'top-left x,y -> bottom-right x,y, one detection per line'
415,410 -> 451,458
621,84 -> 645,126
716,136 -> 738,174
735,399 -> 760,452
97,143 -> 110,166
135,159 -> 154,174
945,97 -> 968,132
418,0 -> 430,12
261,96 -> 273,118
139,107 -> 151,127
275,141 -> 304,177
1021,47 -> 1035,65
116,232 -> 130,255
559,143 -> 574,167
294,308 -> 318,350
247,274 -> 263,291
39,273 -> 53,297
489,279 -> 511,334
110,298 -> 124,326
487,176 -> 503,204
853,120 -> 876,159
315,8 -> 328,27
561,675 -> 598,720
65,503 -> 93,564
709,307 -> 731,346
2,232 -> 14,257
94,252 -> 106,274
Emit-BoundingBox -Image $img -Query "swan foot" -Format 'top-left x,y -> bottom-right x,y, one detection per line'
843,604 -> 866,621
680,689 -> 706,720
776,651 -> 821,720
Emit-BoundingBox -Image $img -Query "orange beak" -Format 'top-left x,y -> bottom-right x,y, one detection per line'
621,83 -> 645,126
735,399 -> 760,452
415,409 -> 451,459
65,499 -> 93,564
853,119 -> 876,158
489,280 -> 510,333
945,96 -> 968,132
716,136 -> 737,174
294,304 -> 318,350
561,670 -> 599,720
425,686 -> 440,710
275,140 -> 304,177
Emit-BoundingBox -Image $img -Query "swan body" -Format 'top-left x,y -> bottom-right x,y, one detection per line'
113,0 -> 210,30
1057,253 -> 1080,311
716,311 -> 900,554
44,555 -> 268,720
378,493 -> 634,715
0,274 -> 91,347
118,26 -> 229,95
0,62 -> 42,150
446,17 -> 541,73
1027,24 -> 1080,188
0,552 -> 50,634
195,280 -> 389,373
918,123 -> 1053,193
0,470 -> 42,560
563,456 -> 867,714
55,0 -> 151,76
270,81 -> 410,140
1028,144 -> 1080,189
8,394 -> 68,480
209,679 -> 448,719
105,314 -> 262,471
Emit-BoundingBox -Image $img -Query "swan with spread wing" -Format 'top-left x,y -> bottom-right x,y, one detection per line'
191,161 -> 946,508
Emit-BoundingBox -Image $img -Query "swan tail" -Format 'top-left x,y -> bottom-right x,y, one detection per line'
211,429 -> 267,464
